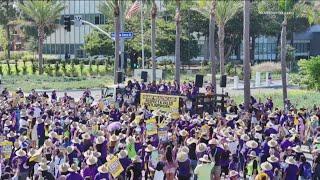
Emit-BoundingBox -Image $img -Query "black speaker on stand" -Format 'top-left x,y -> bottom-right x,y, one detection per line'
141,71 -> 148,82
220,75 -> 227,88
117,71 -> 123,84
195,74 -> 204,87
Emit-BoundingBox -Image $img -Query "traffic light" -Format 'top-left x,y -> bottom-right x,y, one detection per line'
64,16 -> 71,32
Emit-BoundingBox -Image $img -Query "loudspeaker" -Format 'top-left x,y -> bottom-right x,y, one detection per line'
220,75 -> 227,88
117,71 -> 123,84
141,71 -> 148,82
195,74 -> 204,87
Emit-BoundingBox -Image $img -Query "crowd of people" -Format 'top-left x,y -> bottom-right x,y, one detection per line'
0,80 -> 320,180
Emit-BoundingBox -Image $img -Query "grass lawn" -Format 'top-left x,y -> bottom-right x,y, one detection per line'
231,89 -> 320,109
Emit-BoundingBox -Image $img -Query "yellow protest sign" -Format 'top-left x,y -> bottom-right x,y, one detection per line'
140,93 -> 180,111
294,116 -> 299,126
107,156 -> 124,178
146,118 -> 157,136
0,140 -> 13,159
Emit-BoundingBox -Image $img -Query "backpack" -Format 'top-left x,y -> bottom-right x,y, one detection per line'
302,162 -> 312,179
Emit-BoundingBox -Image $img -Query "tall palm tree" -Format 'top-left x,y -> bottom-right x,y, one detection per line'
114,0 -> 120,84
243,0 -> 251,110
18,1 -> 64,75
151,0 -> 157,82
215,1 -> 242,75
175,0 -> 181,85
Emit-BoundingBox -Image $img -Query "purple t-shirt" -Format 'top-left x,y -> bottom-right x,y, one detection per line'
66,172 -> 84,180
178,159 -> 191,176
94,172 -> 109,180
285,164 -> 299,180
82,165 -> 98,179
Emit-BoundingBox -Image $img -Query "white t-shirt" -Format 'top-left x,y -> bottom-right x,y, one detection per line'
34,107 -> 41,118
153,170 -> 164,180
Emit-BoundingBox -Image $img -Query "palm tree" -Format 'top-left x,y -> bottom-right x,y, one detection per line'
18,1 -> 64,75
114,0 -> 120,84
151,0 -> 157,82
243,0 -> 251,110
215,1 -> 242,75
175,0 -> 181,85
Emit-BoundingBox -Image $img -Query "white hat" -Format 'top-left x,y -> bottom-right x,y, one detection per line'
95,136 -> 106,145
180,146 -> 189,154
292,145 -> 302,153
285,156 -> 297,164
59,163 -> 70,173
186,137 -> 198,145
86,156 -> 98,165
199,154 -> 211,163
82,133 -> 91,140
179,129 -> 189,137
267,139 -> 278,148
132,155 -> 142,163
15,149 -> 26,157
246,140 -> 258,149
267,155 -> 279,163
145,144 -> 156,152
71,137 -> 82,144
38,163 -> 49,171
248,151 -> 257,157
68,163 -> 80,172
66,146 -> 75,154
126,136 -> 135,144
177,152 -> 188,162
110,134 -> 119,142
117,150 -> 128,159
98,164 -> 109,173
240,134 -> 250,141
229,170 -> 239,177
261,162 -> 273,171
196,143 -> 207,153
255,125 -> 262,131
36,118 -> 44,124
209,138 -> 219,145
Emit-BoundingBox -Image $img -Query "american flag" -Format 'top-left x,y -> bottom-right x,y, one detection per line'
126,0 -> 141,19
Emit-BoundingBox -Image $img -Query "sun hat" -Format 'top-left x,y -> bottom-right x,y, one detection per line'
132,155 -> 142,163
4,120 -> 12,127
292,145 -> 302,153
66,146 -> 75,154
255,125 -> 262,131
285,156 -> 297,164
311,115 -> 319,121
270,134 -> 278,140
7,131 -> 16,138
209,138 -> 218,145
82,133 -> 91,140
208,119 -> 215,125
44,139 -> 53,148
126,136 -> 135,144
261,162 -> 273,171
240,134 -> 250,141
267,155 -> 279,163
95,136 -> 106,145
314,137 -> 320,144
59,163 -> 70,173
289,128 -> 297,135
152,109 -> 162,117
71,137 -> 82,144
15,149 -> 26,157
246,140 -> 258,149
36,118 -> 44,124
248,151 -> 257,157
225,115 -> 235,121
229,170 -> 239,177
180,146 -> 190,154
68,163 -> 80,172
196,143 -> 207,153
186,137 -> 198,145
179,129 -> 189,137
98,164 -> 109,173
226,136 -> 236,142
27,148 -> 37,157
177,152 -> 188,162
117,150 -> 128,159
145,144 -> 156,152
38,163 -> 49,171
110,134 -> 119,142
199,154 -> 211,163
86,156 -> 98,165
267,139 -> 278,148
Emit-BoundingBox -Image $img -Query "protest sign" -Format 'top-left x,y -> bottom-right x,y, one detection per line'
146,118 -> 157,136
151,150 -> 159,167
158,127 -> 168,142
0,140 -> 13,159
107,156 -> 124,178
140,93 -> 180,111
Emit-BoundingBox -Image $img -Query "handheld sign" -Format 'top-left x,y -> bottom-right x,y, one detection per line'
107,156 -> 124,178
146,118 -> 157,136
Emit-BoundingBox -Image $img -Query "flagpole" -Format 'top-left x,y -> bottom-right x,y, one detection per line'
140,0 -> 145,69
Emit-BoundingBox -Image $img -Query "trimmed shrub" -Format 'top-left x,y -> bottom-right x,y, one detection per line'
31,59 -> 37,74
69,60 -> 78,77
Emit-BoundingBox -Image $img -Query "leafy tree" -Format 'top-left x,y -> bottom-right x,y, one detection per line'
17,1 -> 65,74
298,56 -> 320,90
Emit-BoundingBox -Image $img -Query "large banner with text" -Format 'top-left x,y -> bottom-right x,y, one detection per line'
140,93 -> 180,111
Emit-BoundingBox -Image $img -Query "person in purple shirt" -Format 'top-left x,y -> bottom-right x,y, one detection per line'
284,156 -> 299,180
82,156 -> 98,179
36,118 -> 45,148
176,151 -> 191,179
118,150 -> 132,179
95,136 -> 108,164
66,163 -> 83,180
11,149 -> 29,179
94,164 -> 110,180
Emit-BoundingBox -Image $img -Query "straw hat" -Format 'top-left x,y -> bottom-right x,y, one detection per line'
145,144 -> 156,152
38,163 -> 49,171
36,118 -> 44,124
4,120 -> 12,127
95,136 -> 106,145
267,155 -> 279,163
59,163 -> 70,173
44,139 -> 53,148
208,119 -> 215,125
270,134 -> 278,140
248,151 -> 257,157
120,114 -> 130,122
292,145 -> 302,153
132,155 -> 142,163
82,133 -> 91,140
261,162 -> 273,171
7,131 -> 16,138
86,156 -> 98,165
98,164 -> 109,173
255,125 -> 262,131
240,134 -> 250,142
68,163 -> 80,172
246,140 -> 258,149
226,136 -> 236,142
289,128 -> 297,135
285,156 -> 297,164
196,143 -> 207,153
27,148 -> 37,157
225,115 -> 235,121
177,152 -> 188,162
186,137 -> 198,145
267,139 -> 278,148
66,146 -> 75,154
209,138 -> 218,145
71,137 -> 82,144
229,170 -> 239,177
92,151 -> 101,158
311,115 -> 319,121
110,134 -> 119,142
179,129 -> 189,137
199,154 -> 211,163
118,150 -> 128,159
314,137 -> 320,144
152,109 -> 162,117
126,136 -> 135,144
15,149 -> 26,157
180,146 -> 190,154
48,131 -> 58,139
168,112 -> 180,119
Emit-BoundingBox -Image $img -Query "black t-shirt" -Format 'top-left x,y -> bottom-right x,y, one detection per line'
126,162 -> 142,180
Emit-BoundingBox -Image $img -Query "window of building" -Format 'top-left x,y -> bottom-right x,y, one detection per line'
95,15 -> 100,24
